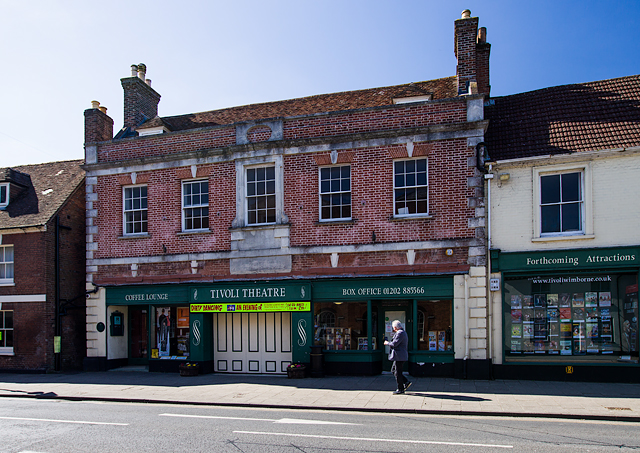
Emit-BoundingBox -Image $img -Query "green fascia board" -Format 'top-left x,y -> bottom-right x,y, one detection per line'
495,246 -> 640,273
190,281 -> 311,303
106,285 -> 189,306
312,276 -> 454,301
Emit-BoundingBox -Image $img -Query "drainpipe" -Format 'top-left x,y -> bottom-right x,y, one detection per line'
464,273 -> 469,378
484,165 -> 494,362
55,215 -> 72,372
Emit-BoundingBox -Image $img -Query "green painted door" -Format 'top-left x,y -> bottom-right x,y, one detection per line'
128,307 -> 149,366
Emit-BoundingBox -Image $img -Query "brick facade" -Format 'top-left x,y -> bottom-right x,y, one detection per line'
84,11 -> 491,376
0,162 -> 86,372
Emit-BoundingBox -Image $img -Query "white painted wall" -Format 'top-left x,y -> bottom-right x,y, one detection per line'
107,305 -> 128,360
490,150 -> 640,253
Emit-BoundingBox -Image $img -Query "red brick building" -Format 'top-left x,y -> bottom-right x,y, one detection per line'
84,11 -> 492,378
0,160 -> 86,372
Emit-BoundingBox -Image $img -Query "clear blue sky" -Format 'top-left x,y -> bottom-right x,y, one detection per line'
1,1 -> 638,167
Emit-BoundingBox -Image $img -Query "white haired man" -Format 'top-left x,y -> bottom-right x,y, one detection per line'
384,320 -> 411,394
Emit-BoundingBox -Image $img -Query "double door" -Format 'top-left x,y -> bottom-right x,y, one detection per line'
213,312 -> 292,374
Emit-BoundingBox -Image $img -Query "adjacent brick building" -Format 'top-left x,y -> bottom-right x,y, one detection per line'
485,74 -> 640,381
0,160 -> 86,372
84,11 -> 492,378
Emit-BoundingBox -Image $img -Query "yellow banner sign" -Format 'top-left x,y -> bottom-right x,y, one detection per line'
191,302 -> 310,313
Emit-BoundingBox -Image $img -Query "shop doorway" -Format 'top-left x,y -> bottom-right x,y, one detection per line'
381,308 -> 408,371
213,312 -> 292,374
129,307 -> 149,365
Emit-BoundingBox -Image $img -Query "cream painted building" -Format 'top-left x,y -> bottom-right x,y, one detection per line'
484,75 -> 640,382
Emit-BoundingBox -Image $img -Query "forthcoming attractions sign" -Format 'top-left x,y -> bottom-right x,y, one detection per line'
190,302 -> 310,313
494,246 -> 640,272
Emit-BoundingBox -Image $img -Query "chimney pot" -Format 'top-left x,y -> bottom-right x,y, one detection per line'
99,106 -> 107,114
137,63 -> 147,80
146,79 -> 152,87
478,27 -> 487,43
131,64 -> 138,77
461,9 -> 471,19
91,100 -> 100,109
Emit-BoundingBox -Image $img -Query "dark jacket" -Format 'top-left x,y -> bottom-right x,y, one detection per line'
388,328 -> 409,361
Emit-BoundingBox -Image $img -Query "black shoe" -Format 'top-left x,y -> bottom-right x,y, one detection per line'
404,381 -> 412,391
393,389 -> 405,395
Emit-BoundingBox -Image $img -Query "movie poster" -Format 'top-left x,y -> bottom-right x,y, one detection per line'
622,285 -> 638,353
156,307 -> 171,357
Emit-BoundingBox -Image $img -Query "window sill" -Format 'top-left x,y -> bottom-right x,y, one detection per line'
0,281 -> 15,287
177,229 -> 211,236
118,233 -> 151,240
315,219 -> 357,226
532,234 -> 595,243
0,351 -> 14,356
390,214 -> 434,222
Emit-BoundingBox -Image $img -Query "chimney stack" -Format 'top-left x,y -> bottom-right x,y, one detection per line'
84,100 -> 114,144
121,63 -> 161,130
454,10 -> 491,96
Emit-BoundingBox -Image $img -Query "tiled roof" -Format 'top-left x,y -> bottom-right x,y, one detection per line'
138,77 -> 458,132
0,159 -> 84,230
485,74 -> 640,161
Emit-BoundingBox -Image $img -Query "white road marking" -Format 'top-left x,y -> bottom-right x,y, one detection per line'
160,413 -> 360,425
233,431 -> 514,449
275,418 -> 359,425
0,416 -> 128,426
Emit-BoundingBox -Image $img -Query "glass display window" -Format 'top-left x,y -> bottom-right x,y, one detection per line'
416,300 -> 452,351
150,306 -> 190,358
504,273 -> 638,362
314,302 -> 372,350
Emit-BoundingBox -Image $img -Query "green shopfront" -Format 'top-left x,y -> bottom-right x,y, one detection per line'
104,275 -> 457,376
492,246 -> 640,382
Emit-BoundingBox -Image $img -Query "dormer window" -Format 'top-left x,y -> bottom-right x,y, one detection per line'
0,183 -> 8,209
393,95 -> 432,105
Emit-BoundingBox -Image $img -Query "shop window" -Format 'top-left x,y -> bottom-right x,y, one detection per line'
182,179 -> 209,231
504,273 -> 638,362
150,307 -> 190,358
319,165 -> 351,221
417,301 -> 452,351
0,245 -> 14,285
314,302 -> 373,350
123,185 -> 148,235
394,158 -> 428,217
0,310 -> 13,354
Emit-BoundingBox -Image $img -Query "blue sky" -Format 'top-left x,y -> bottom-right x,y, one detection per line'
1,1 -> 638,167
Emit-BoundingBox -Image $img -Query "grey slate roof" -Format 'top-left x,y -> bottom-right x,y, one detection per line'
0,159 -> 84,230
485,74 -> 640,161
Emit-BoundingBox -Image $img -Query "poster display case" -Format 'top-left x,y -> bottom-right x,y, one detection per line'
504,273 -> 638,362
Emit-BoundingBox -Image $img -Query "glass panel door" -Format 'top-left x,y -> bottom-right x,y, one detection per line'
381,309 -> 407,371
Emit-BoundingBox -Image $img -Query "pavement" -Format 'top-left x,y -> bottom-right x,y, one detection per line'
2,369 -> 640,422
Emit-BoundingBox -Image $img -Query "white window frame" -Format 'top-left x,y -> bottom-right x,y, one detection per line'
123,184 -> 148,236
393,157 -> 429,218
233,155 -> 285,228
0,183 -> 8,209
0,309 -> 13,355
319,164 -> 352,222
533,163 -> 593,241
0,245 -> 14,286
181,179 -> 210,232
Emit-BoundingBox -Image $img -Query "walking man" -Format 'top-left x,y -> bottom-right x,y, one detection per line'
384,320 -> 411,394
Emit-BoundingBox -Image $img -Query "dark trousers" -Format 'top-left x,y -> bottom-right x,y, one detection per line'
391,361 -> 408,391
